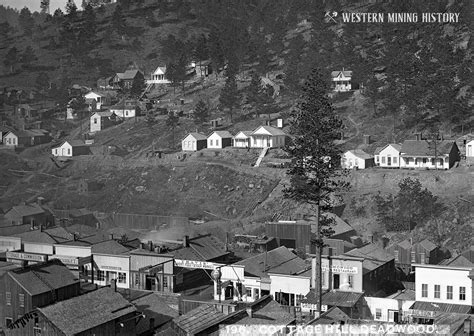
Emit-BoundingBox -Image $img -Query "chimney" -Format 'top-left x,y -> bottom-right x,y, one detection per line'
277,118 -> 283,128
111,279 -> 117,292
363,135 -> 371,145
246,306 -> 253,318
149,318 -> 155,331
415,132 -> 422,141
311,257 -> 316,289
183,235 -> 189,248
148,240 -> 153,251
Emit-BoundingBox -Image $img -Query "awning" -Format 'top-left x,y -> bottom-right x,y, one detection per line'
408,301 -> 472,317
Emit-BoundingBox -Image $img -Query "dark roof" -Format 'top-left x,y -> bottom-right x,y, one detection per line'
400,140 -> 457,156
302,290 -> 364,308
331,70 -> 352,78
9,259 -> 78,296
386,289 -> 416,301
173,304 -> 228,334
38,287 -> 136,336
65,140 -> 86,147
442,255 -> 474,267
233,296 -> 294,326
307,306 -> 350,325
346,149 -> 373,160
91,240 -> 131,255
6,204 -> 45,218
344,243 -> 394,273
251,125 -> 286,136
121,69 -> 142,80
235,246 -> 308,278
13,227 -> 73,244
409,301 -> 472,315
375,144 -> 401,155
418,239 -> 437,251
210,130 -> 233,138
184,132 -> 207,141
187,235 -> 228,261
131,292 -> 178,334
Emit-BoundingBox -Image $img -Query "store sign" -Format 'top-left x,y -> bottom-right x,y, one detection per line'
175,259 -> 221,270
407,309 -> 435,318
6,252 -> 47,262
301,303 -> 328,312
51,255 -> 79,265
321,265 -> 358,274
101,265 -> 122,270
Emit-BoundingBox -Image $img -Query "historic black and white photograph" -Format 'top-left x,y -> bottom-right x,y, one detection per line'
0,0 -> 472,335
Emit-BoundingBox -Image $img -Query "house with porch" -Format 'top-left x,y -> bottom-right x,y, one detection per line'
232,131 -> 252,148
51,140 -> 90,157
147,66 -> 170,84
84,91 -> 109,110
341,149 -> 374,169
399,140 -> 460,170
182,132 -> 207,151
207,131 -> 233,149
331,70 -> 352,92
250,125 -> 286,148
374,144 -> 401,168
109,99 -> 139,118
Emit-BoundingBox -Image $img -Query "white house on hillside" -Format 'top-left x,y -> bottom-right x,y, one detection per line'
182,133 -> 207,151
331,70 -> 352,92
466,140 -> 474,161
233,131 -> 252,148
52,140 -> 90,157
147,66 -> 170,84
341,149 -> 374,169
90,111 -> 117,133
84,91 -> 109,110
250,125 -> 286,148
374,144 -> 401,168
110,100 -> 138,118
207,131 -> 233,149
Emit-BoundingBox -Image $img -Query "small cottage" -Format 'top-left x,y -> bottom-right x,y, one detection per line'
3,130 -> 50,148
341,150 -> 374,169
84,91 -> 109,110
466,139 -> 474,162
207,131 -> 233,149
90,111 -> 117,133
51,140 -> 90,157
399,140 -> 460,170
375,144 -> 402,168
182,133 -> 207,151
110,100 -> 139,118
147,66 -> 170,84
331,70 -> 352,92
250,125 -> 286,148
233,131 -> 252,148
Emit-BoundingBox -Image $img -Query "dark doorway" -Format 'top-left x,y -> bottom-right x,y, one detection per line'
333,274 -> 340,289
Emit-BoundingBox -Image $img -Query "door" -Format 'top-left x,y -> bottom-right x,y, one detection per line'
387,156 -> 392,166
333,274 -> 340,289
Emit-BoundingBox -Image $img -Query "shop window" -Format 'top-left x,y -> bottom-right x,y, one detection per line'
246,288 -> 252,298
118,272 -> 126,284
434,285 -> 440,298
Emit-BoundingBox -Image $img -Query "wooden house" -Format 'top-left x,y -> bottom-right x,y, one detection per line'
114,69 -> 144,89
51,140 -> 90,157
0,259 -> 80,336
207,131 -> 233,149
182,133 -> 207,151
399,140 -> 460,170
341,150 -> 374,169
3,130 -> 50,148
250,125 -> 286,148
374,144 -> 401,168
84,91 -> 109,110
147,66 -> 170,84
386,239 -> 443,274
109,99 -> 139,118
331,70 -> 352,92
466,139 -> 474,163
4,203 -> 53,227
90,111 -> 117,133
233,131 -> 252,148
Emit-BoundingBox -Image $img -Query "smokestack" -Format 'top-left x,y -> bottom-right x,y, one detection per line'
311,257 -> 316,289
148,240 -> 153,251
183,235 -> 189,248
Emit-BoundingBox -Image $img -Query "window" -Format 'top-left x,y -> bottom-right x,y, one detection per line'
375,308 -> 382,320
411,251 -> 416,263
97,270 -> 105,281
5,318 -> 13,328
420,253 -> 425,264
55,149 -> 58,155
422,158 -> 427,164
460,287 -> 466,301
348,275 -> 353,288
375,156 -> 379,163
125,111 -> 128,116
447,286 -> 453,300
94,118 -> 97,124
322,272 -> 326,287
33,327 -> 42,336
163,276 -> 168,288
439,158 -> 444,166
6,292 -> 11,305
19,293 -> 24,307
67,148 -> 71,155
422,284 -> 428,298
381,157 -> 386,164
394,250 -> 399,262
216,139 -> 219,147
434,285 -> 440,298
118,272 -> 126,284
295,294 -> 303,305
393,157 -> 398,164
246,288 -> 252,297
431,158 -> 435,165
210,140 -> 213,146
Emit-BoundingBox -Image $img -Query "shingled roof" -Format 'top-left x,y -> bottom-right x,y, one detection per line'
347,149 -> 373,160
38,287 -> 136,336
173,304 -> 228,335
400,140 -> 457,156
8,259 -> 78,296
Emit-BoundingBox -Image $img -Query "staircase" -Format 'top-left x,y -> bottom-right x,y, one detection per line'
254,147 -> 269,167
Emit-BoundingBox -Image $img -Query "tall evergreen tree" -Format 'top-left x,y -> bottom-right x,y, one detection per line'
65,0 -> 78,18
283,68 -> 348,314
19,7 -> 35,36
4,47 -> 19,73
130,75 -> 145,98
219,75 -> 239,123
193,99 -> 209,124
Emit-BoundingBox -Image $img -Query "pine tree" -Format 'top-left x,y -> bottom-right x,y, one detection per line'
112,5 -> 126,36
283,68 -> 348,314
130,75 -> 145,98
4,47 -> 19,73
21,46 -> 36,66
65,0 -> 78,19
82,3 -> 96,39
219,75 -> 240,123
19,7 -> 35,36
166,113 -> 179,148
193,99 -> 209,124
246,71 -> 262,115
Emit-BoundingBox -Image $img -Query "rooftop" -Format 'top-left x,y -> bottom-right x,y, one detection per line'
344,243 -> 394,273
347,149 -> 373,160
170,234 -> 228,262
386,289 -> 416,301
131,292 -> 178,334
232,296 -> 294,326
235,246 -> 308,278
91,240 -> 131,255
9,259 -> 78,296
185,132 -> 207,141
6,204 -> 45,218
13,227 -> 73,244
374,144 -> 402,154
331,70 -> 352,78
38,287 -> 136,336
251,125 -> 286,136
173,304 -> 228,335
307,306 -> 350,325
409,301 -> 472,315
210,130 -> 233,138
400,140 -> 456,156
302,290 -> 364,308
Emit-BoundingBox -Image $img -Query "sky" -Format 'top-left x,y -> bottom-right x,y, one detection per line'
0,0 -> 68,13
